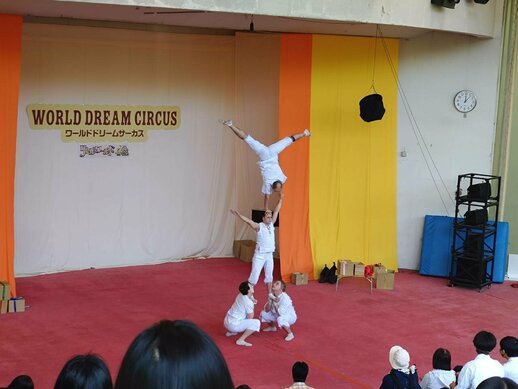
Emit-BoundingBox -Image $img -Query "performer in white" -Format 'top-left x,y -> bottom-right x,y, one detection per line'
260,280 -> 297,341
224,281 -> 261,347
230,193 -> 282,296
222,119 -> 310,209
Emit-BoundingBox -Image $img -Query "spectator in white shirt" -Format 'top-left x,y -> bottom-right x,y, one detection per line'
260,280 -> 297,341
224,281 -> 260,347
284,361 -> 314,389
455,331 -> 504,389
500,336 -> 518,384
421,348 -> 456,389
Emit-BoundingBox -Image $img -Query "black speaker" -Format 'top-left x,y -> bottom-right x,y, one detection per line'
463,233 -> 484,257
464,209 -> 488,226
456,258 -> 485,282
467,182 -> 491,201
474,0 -> 490,3
359,94 -> 385,122
251,209 -> 279,227
431,0 -> 460,9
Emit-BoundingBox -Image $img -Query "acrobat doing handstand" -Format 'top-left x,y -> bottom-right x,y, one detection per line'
221,120 -> 310,209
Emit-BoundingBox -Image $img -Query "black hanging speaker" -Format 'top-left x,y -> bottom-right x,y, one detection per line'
464,209 -> 488,226
474,0 -> 490,3
251,209 -> 279,227
359,94 -> 385,122
431,0 -> 460,9
467,182 -> 491,201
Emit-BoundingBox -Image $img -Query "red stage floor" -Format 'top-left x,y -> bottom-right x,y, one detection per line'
1,258 -> 516,388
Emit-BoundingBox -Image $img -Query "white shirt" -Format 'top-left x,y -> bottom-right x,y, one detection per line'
421,369 -> 456,389
503,357 -> 518,383
258,156 -> 287,194
277,292 -> 296,318
256,222 -> 275,253
225,294 -> 254,323
456,353 -> 504,389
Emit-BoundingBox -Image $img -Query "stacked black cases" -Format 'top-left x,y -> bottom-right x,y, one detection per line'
449,173 -> 501,291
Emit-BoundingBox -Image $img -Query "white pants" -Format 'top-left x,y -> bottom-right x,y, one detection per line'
244,135 -> 293,161
224,316 -> 260,333
260,310 -> 297,328
248,251 -> 274,285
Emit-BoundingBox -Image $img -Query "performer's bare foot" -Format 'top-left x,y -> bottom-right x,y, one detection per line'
226,331 -> 238,337
263,326 -> 277,332
285,332 -> 295,341
236,339 -> 252,347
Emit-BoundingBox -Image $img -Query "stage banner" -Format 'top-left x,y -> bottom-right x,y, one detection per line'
0,14 -> 22,296
309,35 -> 399,275
278,34 -> 314,282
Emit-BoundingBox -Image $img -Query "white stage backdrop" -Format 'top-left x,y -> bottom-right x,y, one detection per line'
15,24 -> 279,274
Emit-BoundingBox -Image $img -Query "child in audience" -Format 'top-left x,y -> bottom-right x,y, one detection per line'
500,336 -> 518,383
421,348 -> 456,389
455,331 -> 503,389
4,375 -> 34,389
380,345 -> 421,389
54,354 -> 112,389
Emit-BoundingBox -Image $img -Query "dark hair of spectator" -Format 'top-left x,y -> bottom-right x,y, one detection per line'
476,377 -> 518,389
7,375 -> 34,389
473,331 -> 497,354
500,336 -> 518,358
292,361 -> 309,383
54,354 -> 112,389
114,320 -> 234,389
432,348 -> 452,370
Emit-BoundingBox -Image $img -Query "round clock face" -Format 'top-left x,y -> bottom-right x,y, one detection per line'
454,90 -> 477,113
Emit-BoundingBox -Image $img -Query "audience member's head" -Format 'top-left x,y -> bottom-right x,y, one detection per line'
7,375 -> 34,389
473,331 -> 497,354
389,346 -> 410,370
54,354 -> 112,389
238,281 -> 251,295
235,386 -> 251,389
115,319 -> 234,389
500,336 -> 518,359
432,348 -> 452,371
292,361 -> 309,383
476,377 -> 518,389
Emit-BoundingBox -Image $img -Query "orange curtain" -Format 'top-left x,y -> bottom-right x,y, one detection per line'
0,14 -> 22,296
278,35 -> 314,281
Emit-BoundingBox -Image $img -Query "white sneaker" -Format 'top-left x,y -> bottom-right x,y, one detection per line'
262,326 -> 277,332
236,339 -> 252,347
303,129 -> 311,137
226,331 -> 237,337
285,333 -> 295,341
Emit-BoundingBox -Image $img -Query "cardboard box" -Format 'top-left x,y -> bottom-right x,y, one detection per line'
239,240 -> 256,263
354,262 -> 365,277
337,260 -> 354,276
233,240 -> 255,260
0,280 -> 10,300
0,300 -> 8,314
376,270 -> 395,290
291,272 -> 308,285
8,297 -> 25,313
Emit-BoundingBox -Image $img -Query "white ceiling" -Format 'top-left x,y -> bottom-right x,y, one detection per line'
0,0 -> 428,38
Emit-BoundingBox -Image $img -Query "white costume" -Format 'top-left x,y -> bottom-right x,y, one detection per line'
224,293 -> 260,334
456,353 -> 504,389
420,369 -> 456,389
503,357 -> 518,383
260,292 -> 297,328
244,135 -> 293,195
248,222 -> 275,285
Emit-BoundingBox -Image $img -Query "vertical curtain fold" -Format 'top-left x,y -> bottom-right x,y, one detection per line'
0,14 -> 22,296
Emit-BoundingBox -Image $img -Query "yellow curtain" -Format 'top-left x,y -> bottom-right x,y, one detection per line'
309,35 -> 399,277
0,14 -> 22,296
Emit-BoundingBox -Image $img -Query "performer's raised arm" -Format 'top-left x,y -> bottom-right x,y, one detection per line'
272,193 -> 283,225
230,209 -> 259,232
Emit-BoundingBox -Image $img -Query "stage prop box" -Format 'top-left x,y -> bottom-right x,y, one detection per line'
291,272 -> 308,285
233,240 -> 256,263
337,260 -> 355,276
8,297 -> 25,313
0,280 -> 10,301
374,266 -> 395,289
